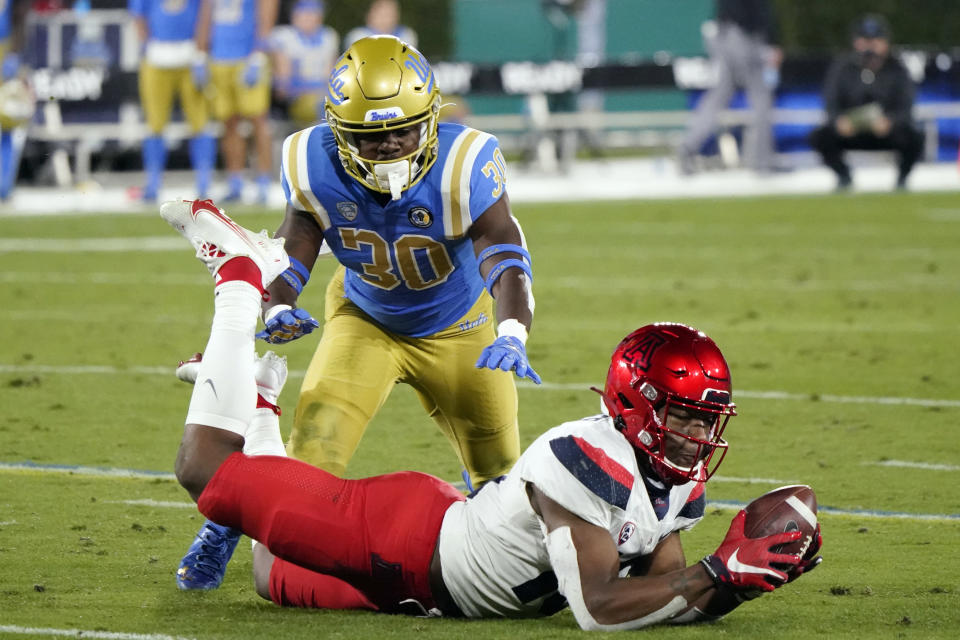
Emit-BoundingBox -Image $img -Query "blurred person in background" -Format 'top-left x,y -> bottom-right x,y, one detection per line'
0,0 -> 33,202
808,14 -> 923,192
197,0 -> 279,204
270,0 -> 338,128
343,0 -> 416,50
0,0 -> 32,202
676,0 -> 782,175
130,0 -> 216,202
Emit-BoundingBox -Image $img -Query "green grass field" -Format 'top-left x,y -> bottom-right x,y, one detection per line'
1,191 -> 959,639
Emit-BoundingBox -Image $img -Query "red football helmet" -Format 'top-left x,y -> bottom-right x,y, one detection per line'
596,323 -> 736,485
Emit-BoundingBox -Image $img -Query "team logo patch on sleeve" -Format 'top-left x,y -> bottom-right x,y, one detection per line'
336,201 -> 358,221
549,436 -> 634,510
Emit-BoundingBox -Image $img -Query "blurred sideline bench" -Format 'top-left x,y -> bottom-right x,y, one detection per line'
26,100 -> 960,185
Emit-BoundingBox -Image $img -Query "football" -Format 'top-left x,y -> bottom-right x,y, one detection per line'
743,484 -> 819,561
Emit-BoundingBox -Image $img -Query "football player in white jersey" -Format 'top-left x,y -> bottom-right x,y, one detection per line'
159,205 -> 822,629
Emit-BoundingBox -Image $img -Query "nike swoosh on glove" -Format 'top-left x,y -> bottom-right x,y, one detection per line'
475,335 -> 541,384
700,510 -> 802,592
256,305 -> 319,344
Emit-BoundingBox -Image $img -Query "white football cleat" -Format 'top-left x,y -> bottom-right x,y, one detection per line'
254,350 -> 288,405
175,351 -> 287,403
175,352 -> 203,384
159,198 -> 289,289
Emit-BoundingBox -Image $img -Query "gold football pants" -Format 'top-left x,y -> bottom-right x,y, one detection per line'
209,61 -> 271,121
138,62 -> 208,134
290,267 -> 521,484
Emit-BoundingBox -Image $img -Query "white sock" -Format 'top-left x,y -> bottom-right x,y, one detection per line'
184,282 -> 262,436
242,407 -> 287,457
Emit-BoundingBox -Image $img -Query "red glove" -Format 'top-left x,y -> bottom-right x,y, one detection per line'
700,510 -> 803,592
786,522 -> 823,583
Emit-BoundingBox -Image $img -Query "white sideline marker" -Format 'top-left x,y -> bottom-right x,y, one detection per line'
0,625 -> 193,640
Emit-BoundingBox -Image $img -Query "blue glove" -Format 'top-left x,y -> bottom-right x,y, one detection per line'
243,52 -> 267,87
476,336 -> 541,384
191,55 -> 209,88
256,305 -> 320,344
2,53 -> 20,81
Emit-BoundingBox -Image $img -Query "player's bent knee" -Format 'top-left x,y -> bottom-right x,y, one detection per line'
175,424 -> 245,500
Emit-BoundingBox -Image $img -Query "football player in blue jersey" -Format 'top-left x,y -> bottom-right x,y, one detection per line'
0,0 -> 30,202
269,0 -> 339,128
131,0 -> 216,202
196,0 -> 278,204
175,35 -> 541,590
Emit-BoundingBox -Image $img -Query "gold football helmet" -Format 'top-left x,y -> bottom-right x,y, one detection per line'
325,36 -> 441,199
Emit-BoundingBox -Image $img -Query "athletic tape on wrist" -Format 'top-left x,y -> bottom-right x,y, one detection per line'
497,319 -> 528,345
263,304 -> 292,324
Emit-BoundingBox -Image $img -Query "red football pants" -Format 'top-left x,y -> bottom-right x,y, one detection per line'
197,452 -> 464,612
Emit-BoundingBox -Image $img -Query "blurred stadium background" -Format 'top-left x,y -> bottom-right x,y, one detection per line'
2,2 -> 960,638
6,0 -> 960,208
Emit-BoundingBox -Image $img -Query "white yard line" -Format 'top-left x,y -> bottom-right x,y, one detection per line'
0,626 -> 193,640
863,460 -> 960,472
704,500 -> 959,521
2,363 -> 958,409
5,269 -> 954,291
0,461 -> 176,480
0,237 -> 186,253
105,499 -> 196,509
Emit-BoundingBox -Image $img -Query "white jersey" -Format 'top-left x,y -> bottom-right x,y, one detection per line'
437,415 -> 706,618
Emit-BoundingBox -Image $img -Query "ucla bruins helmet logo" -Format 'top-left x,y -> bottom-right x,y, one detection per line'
325,36 -> 441,199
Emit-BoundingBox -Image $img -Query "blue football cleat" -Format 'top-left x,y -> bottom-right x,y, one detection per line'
176,520 -> 242,590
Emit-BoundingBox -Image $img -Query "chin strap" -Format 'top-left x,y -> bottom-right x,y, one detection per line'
373,160 -> 410,200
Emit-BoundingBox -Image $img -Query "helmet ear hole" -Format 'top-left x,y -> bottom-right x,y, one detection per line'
617,392 -> 634,409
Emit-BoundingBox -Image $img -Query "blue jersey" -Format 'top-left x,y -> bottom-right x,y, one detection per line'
281,122 -> 507,337
0,0 -> 11,41
129,0 -> 201,42
210,0 -> 257,61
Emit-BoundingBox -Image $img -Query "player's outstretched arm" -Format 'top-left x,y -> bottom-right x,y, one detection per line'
258,204 -> 324,343
470,195 -> 540,383
529,484 -> 716,630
